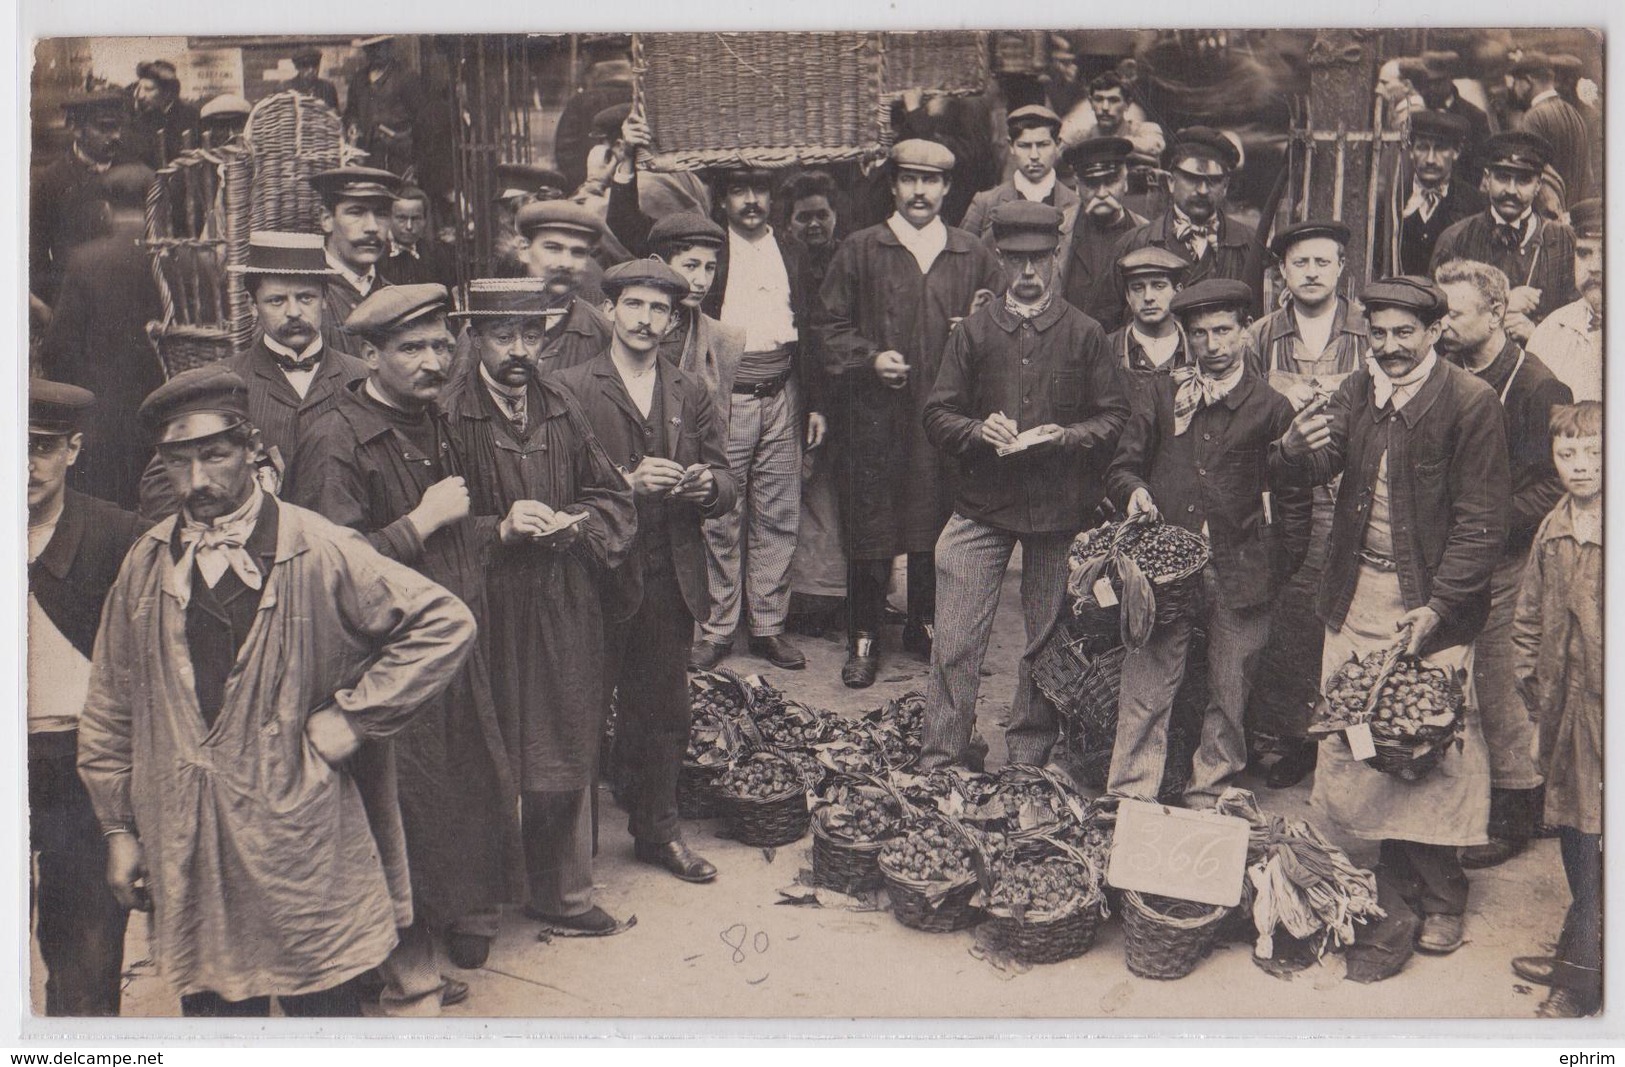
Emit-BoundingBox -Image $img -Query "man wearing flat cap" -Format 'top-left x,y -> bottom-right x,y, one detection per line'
342,36 -> 424,178
30,92 -> 130,312
138,231 -> 369,521
1104,279 -> 1310,805
489,162 -> 572,276
1528,197 -> 1603,402
1244,220 -> 1370,787
1510,52 -> 1593,205
286,46 -> 340,112
1379,109 -> 1485,277
921,201 -> 1128,771
1432,131 -> 1579,338
817,138 -> 1003,687
1105,246 -> 1192,407
960,106 -> 1080,248
26,381 -> 143,1016
1061,137 -> 1147,323
1099,126 -> 1262,334
129,59 -> 199,170
1271,275 -> 1508,969
79,365 -> 476,1017
310,166 -> 402,349
554,260 -> 738,885
440,277 -> 638,937
511,199 -> 615,372
288,285 -> 530,1013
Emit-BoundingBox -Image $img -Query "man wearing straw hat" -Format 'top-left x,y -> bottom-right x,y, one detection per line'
309,165 -> 402,350
136,232 -> 368,521
198,93 -> 251,148
441,277 -> 638,936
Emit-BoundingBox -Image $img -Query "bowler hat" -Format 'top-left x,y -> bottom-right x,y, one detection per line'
495,162 -> 570,202
1568,198 -> 1602,238
1407,109 -> 1471,145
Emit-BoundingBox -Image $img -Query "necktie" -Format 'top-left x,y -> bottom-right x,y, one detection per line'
171,489 -> 265,609
1420,188 -> 1441,220
272,351 -> 321,373
1493,222 -> 1523,251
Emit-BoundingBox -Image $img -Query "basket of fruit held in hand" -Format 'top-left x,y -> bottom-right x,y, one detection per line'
716,747 -> 815,847
810,773 -> 916,893
877,813 -> 996,932
1068,516 -> 1210,649
1313,642 -> 1467,782
980,839 -> 1110,964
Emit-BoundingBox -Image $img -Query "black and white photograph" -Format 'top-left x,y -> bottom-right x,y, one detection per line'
13,19 -> 1610,1036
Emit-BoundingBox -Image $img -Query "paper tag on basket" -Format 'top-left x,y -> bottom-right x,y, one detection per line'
1346,722 -> 1377,761
1092,578 -> 1118,608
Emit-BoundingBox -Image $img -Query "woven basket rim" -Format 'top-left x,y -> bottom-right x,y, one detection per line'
811,813 -> 892,850
876,851 -> 979,892
1124,889 -> 1229,928
717,781 -> 804,806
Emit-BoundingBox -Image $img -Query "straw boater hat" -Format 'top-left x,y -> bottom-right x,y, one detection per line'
449,278 -> 553,319
227,232 -> 339,277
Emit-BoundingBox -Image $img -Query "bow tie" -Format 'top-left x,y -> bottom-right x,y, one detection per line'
1492,221 -> 1525,251
273,352 -> 321,373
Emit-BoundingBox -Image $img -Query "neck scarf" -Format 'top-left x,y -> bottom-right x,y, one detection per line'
1172,208 -> 1218,261
1369,350 -> 1438,411
171,486 -> 265,609
1172,362 -> 1243,436
886,213 -> 948,274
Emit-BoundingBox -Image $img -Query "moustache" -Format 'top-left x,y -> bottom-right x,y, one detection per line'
412,373 -> 447,388
1581,274 -> 1604,292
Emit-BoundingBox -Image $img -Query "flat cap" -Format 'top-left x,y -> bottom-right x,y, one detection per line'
308,166 -> 402,205
61,91 -> 129,119
1482,130 -> 1553,173
201,94 -> 251,120
1407,108 -> 1472,145
30,379 -> 95,436
1117,245 -> 1190,280
292,46 -> 324,66
228,231 -> 337,277
495,162 -> 570,201
591,102 -> 632,140
344,284 -> 451,337
1568,198 -> 1602,238
136,60 -> 180,86
890,138 -> 956,173
1066,136 -> 1134,177
1170,278 -> 1254,317
450,278 -> 551,319
1509,51 -> 1555,78
514,199 -> 605,241
1007,104 -> 1063,134
1270,219 -> 1351,258
1361,275 -> 1448,319
1418,50 -> 1460,79
1165,126 -> 1240,171
648,210 -> 726,250
601,259 -> 690,299
990,201 -> 1063,253
139,365 -> 251,443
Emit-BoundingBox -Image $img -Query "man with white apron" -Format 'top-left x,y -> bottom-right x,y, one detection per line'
1271,275 -> 1508,971
1245,221 -> 1368,788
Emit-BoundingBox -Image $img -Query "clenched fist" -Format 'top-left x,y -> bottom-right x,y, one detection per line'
408,476 -> 471,540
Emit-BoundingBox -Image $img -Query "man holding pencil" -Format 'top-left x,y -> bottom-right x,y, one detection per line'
918,201 -> 1129,771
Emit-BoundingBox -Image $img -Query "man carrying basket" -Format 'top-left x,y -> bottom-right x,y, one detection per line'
1271,275 -> 1509,967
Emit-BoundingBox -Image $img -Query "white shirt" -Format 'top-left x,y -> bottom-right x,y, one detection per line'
721,225 -> 799,353
886,213 -> 948,275
262,334 -> 325,398
1529,87 -> 1561,109
1403,179 -> 1450,221
326,249 -> 377,298
480,361 -> 529,429
1527,297 -> 1603,401
27,519 -> 92,734
1292,301 -> 1338,362
1369,350 -> 1438,411
1012,170 -> 1057,203
1130,327 -> 1181,369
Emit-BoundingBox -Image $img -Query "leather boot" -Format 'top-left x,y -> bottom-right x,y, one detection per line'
842,633 -> 879,688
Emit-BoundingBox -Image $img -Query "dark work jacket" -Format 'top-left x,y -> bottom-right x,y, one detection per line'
923,298 -> 1129,535
29,151 -> 111,305
1097,208 -> 1263,333
1107,368 -> 1311,612
322,272 -> 390,357
553,353 -> 738,623
128,100 -> 201,170
1063,208 -> 1147,328
535,298 -> 614,379
1105,324 -> 1192,417
286,76 -> 341,113
1449,341 -> 1572,555
441,359 -> 638,791
1431,213 -> 1579,326
28,490 -> 147,661
1380,179 -> 1485,277
139,339 -> 370,521
1268,360 -> 1510,652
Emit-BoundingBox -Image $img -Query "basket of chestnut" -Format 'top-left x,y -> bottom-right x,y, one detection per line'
715,748 -> 813,847
810,774 -> 915,894
980,846 -> 1109,964
877,814 -> 995,933
1314,644 -> 1467,782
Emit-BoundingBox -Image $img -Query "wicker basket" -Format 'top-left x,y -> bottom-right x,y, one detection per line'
146,322 -> 235,377
983,904 -> 1104,964
880,31 -> 989,98
1121,890 -> 1231,980
811,815 -> 889,894
880,864 -> 984,932
634,32 -> 888,172
243,91 -> 345,233
677,760 -> 726,820
1368,733 -> 1458,781
716,750 -> 812,847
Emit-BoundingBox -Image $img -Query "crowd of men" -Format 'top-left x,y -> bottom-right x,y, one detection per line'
26,37 -> 1603,1020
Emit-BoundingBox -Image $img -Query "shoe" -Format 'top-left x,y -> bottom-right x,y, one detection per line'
901,619 -> 935,660
438,976 -> 470,1008
1266,744 -> 1318,789
1415,913 -> 1465,954
1461,837 -> 1526,869
748,634 -> 806,670
445,932 -> 490,970
525,904 -> 624,935
1537,988 -> 1598,1018
634,837 -> 717,883
689,639 -> 729,672
1512,955 -> 1558,986
842,634 -> 879,689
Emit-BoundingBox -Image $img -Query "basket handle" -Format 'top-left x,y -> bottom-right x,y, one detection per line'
1359,636 -> 1410,720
